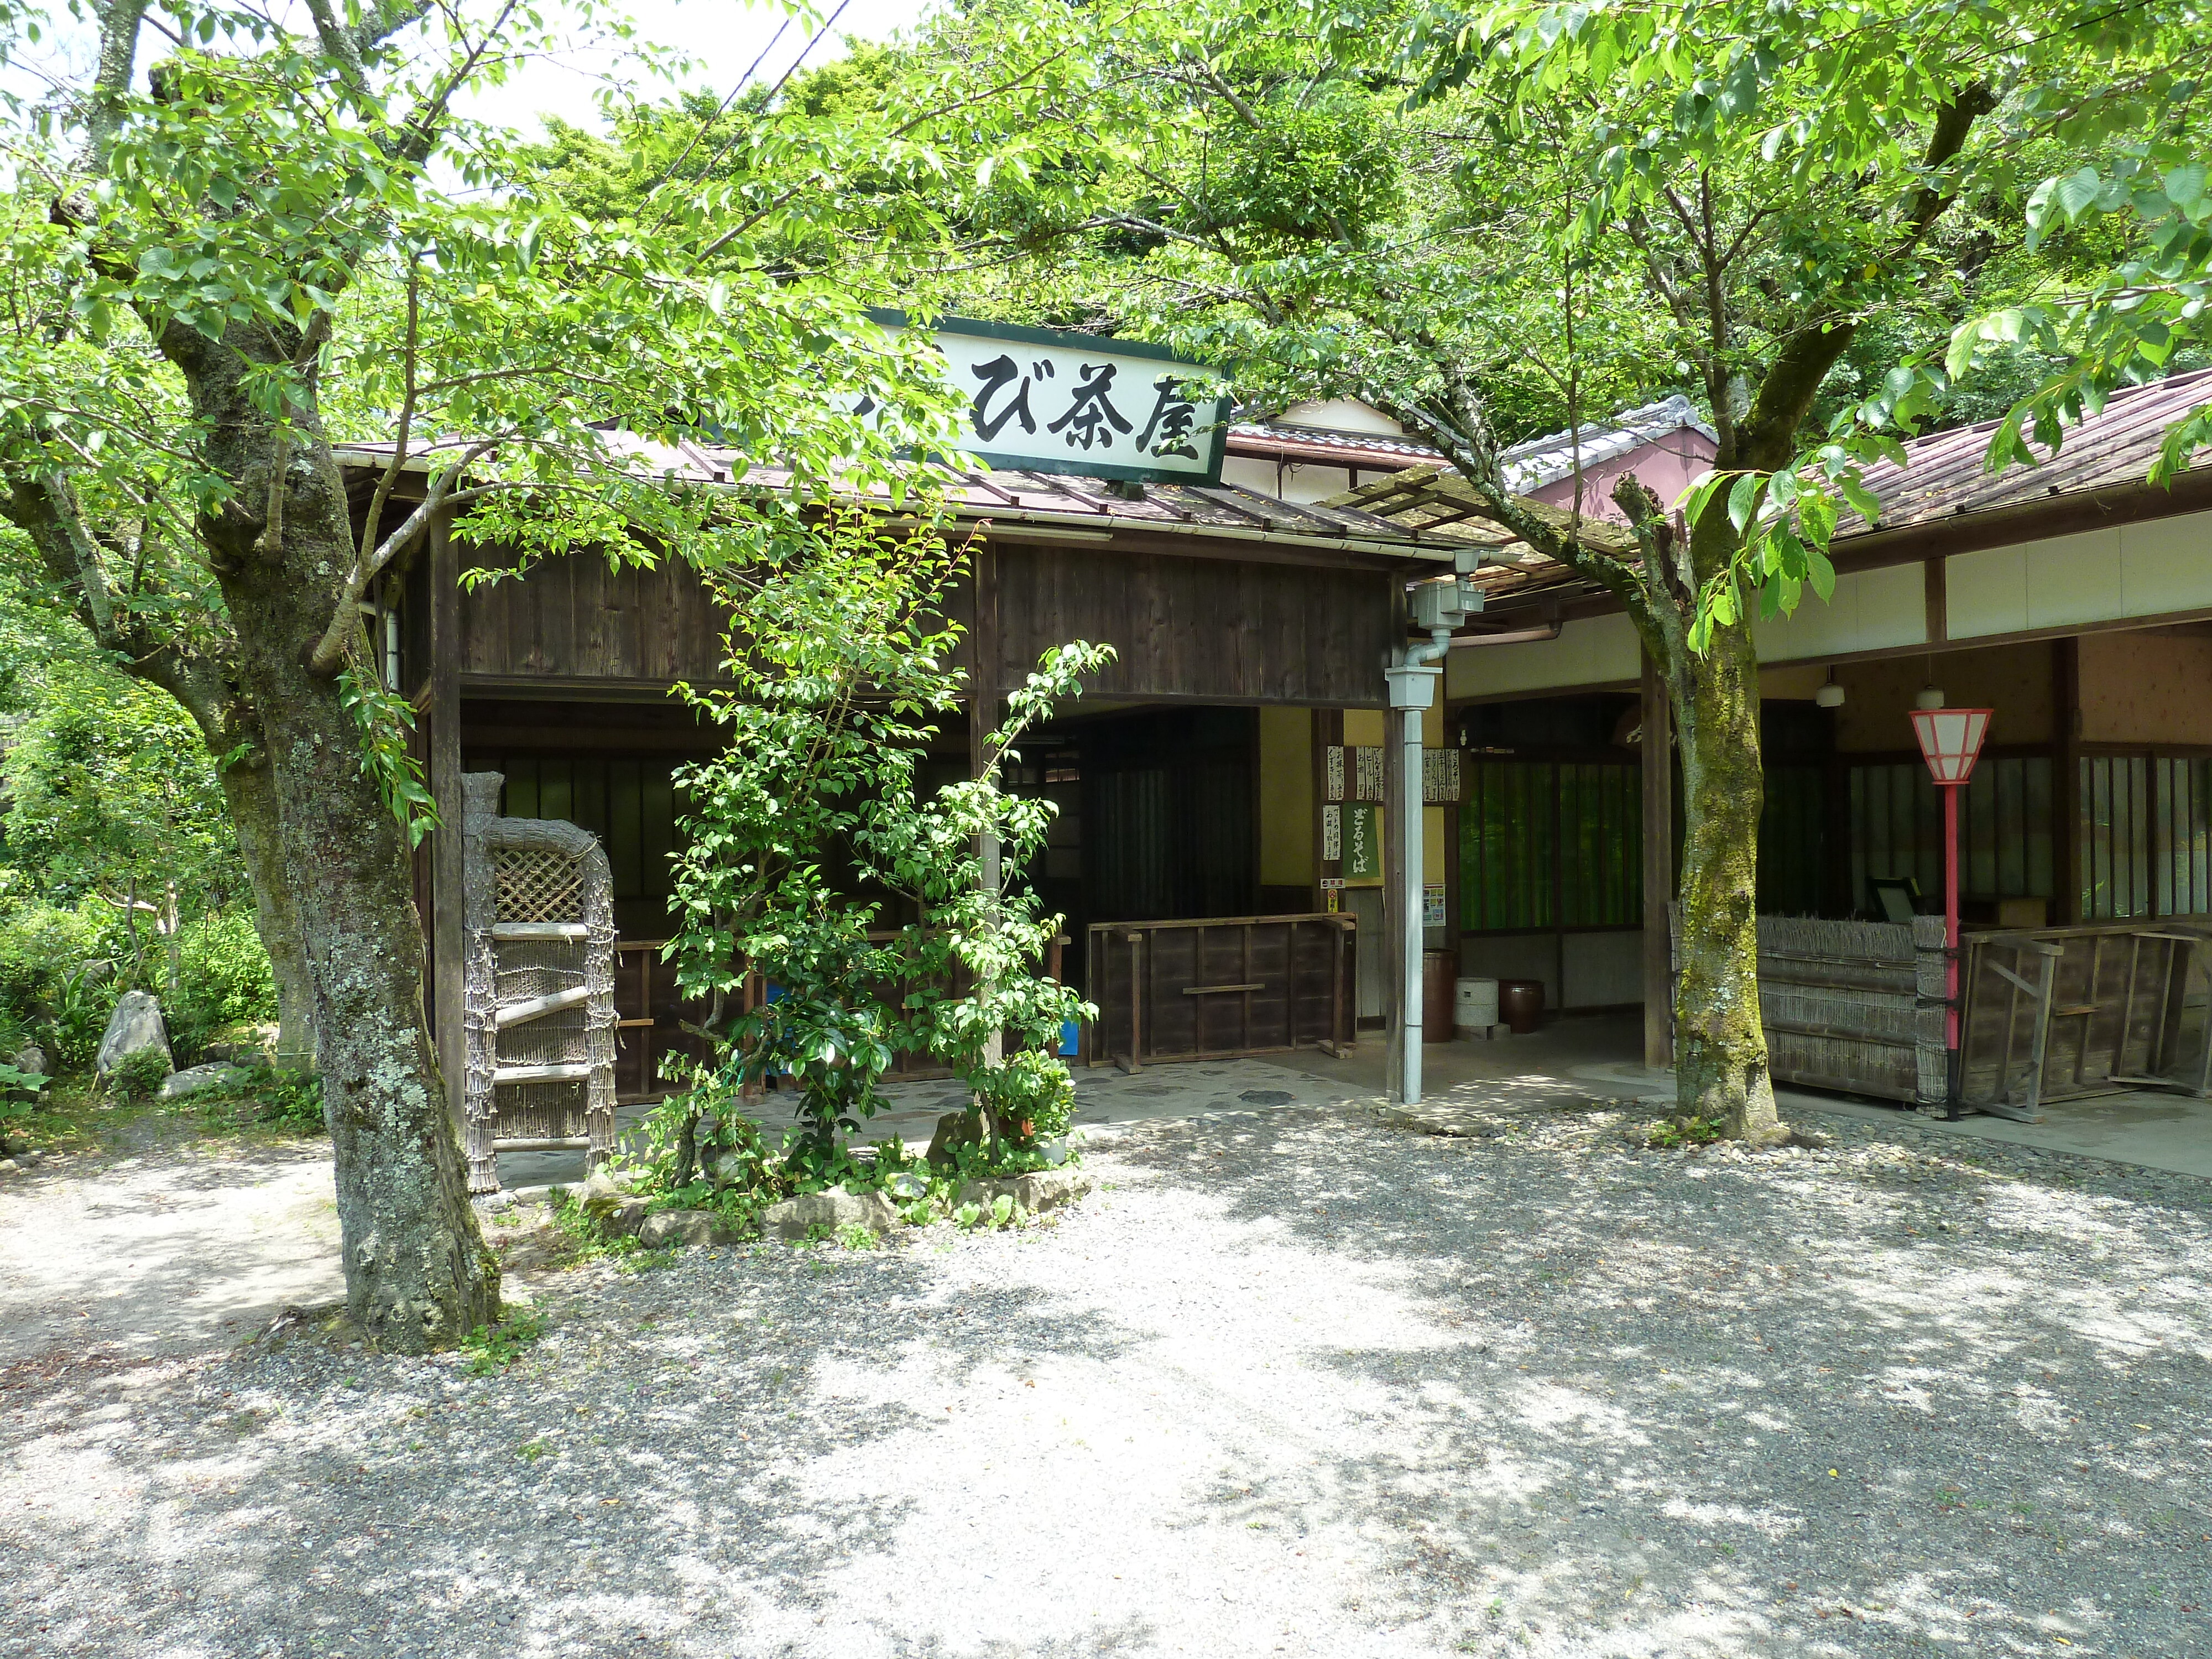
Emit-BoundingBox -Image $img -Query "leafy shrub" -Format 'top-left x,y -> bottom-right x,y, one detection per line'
0,901 -> 106,1014
190,1067 -> 322,1134
106,1045 -> 171,1104
977,1047 -> 1076,1146
168,910 -> 276,1060
0,1059 -> 50,1143
35,964 -> 114,1074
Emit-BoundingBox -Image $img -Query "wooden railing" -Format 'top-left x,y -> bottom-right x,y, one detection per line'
1084,913 -> 1358,1071
611,931 -> 1070,1102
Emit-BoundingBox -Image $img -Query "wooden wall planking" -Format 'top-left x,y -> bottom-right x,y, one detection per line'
989,542 -> 1394,707
456,536 -> 1397,708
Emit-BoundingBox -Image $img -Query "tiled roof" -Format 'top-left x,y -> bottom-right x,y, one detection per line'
1225,421 -> 1443,469
331,437 -> 1442,561
1497,395 -> 1717,492
1318,372 -> 2212,614
1853,364 -> 2212,532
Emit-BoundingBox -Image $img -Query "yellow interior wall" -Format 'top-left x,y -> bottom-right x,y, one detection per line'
1830,641 -> 2054,752
2079,629 -> 2212,745
1258,706 -> 1315,886
1328,705 -> 1449,889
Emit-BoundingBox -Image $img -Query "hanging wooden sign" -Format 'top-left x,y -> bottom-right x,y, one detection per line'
868,310 -> 1232,485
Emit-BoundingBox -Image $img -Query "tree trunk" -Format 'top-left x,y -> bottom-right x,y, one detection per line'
218,749 -> 317,1068
1666,612 -> 1784,1142
189,332 -> 497,1353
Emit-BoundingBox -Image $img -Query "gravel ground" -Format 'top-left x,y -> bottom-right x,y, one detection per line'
3,1102 -> 2209,1658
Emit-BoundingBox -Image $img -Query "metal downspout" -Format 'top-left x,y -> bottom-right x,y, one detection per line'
1387,628 -> 1452,1107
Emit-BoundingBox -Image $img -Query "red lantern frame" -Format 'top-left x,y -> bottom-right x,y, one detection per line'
1910,708 -> 1994,1077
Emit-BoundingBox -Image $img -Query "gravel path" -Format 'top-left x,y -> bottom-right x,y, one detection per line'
3,1102 -> 2208,1658
0,1136 -> 339,1366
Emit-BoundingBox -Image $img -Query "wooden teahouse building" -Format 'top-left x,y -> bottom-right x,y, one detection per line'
351,320 -> 2212,1140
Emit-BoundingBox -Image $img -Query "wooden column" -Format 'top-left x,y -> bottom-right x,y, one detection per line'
1640,646 -> 1674,1070
430,515 -> 467,1129
971,544 -> 1003,1070
1312,708 -> 1344,913
2054,635 -> 2083,923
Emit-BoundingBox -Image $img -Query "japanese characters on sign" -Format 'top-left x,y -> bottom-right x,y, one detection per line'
870,310 -> 1232,486
1342,803 -> 1382,881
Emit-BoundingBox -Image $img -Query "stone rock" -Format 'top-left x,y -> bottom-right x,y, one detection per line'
579,1164 -> 640,1219
0,1159 -> 19,1175
638,1208 -> 741,1249
602,1196 -> 653,1239
926,1107 -> 985,1167
95,990 -> 172,1078
884,1171 -> 929,1202
201,1040 -> 272,1067
160,1062 -> 241,1100
761,1187 -> 901,1241
75,958 -> 114,985
10,1044 -> 47,1082
500,1235 -> 561,1275
953,1169 -> 1093,1217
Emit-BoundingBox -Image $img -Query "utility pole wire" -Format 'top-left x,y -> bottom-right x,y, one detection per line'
645,13 -> 795,199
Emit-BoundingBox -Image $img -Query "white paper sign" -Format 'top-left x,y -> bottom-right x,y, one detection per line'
872,311 -> 1232,485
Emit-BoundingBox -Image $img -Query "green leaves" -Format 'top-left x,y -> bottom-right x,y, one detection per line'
336,666 -> 437,848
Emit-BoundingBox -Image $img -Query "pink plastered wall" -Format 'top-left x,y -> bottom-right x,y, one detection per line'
1524,429 -> 1717,525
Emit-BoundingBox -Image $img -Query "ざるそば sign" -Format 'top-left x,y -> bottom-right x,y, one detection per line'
870,311 -> 1232,486
1342,804 -> 1383,881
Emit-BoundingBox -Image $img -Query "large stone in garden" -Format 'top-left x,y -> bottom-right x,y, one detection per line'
953,1170 -> 1093,1217
761,1188 -> 901,1241
95,990 -> 172,1078
638,1209 -> 740,1249
926,1107 -> 985,1166
10,1044 -> 47,1082
578,1164 -> 639,1219
160,1062 -> 240,1100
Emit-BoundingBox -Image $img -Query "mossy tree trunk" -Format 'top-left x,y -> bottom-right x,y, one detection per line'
218,746 -> 318,1070
1661,594 -> 1779,1140
179,315 -> 497,1352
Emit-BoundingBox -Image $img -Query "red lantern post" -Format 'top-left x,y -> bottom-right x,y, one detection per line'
1910,707 -> 1993,1081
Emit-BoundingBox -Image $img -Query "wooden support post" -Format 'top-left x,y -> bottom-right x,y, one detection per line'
1640,646 -> 1674,1071
971,543 -> 1003,1075
2054,637 -> 2083,924
430,515 -> 466,1130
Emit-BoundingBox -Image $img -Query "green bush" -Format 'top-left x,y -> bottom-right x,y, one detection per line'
169,910 -> 276,1059
211,1067 -> 322,1134
107,1045 -> 171,1104
0,902 -> 107,1019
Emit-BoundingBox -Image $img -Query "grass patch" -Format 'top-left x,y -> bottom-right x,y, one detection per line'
461,1307 -> 549,1374
1641,1115 -> 1726,1150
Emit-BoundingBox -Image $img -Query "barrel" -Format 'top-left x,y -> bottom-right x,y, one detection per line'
1455,977 -> 1500,1033
1422,951 -> 1457,1042
1498,978 -> 1546,1035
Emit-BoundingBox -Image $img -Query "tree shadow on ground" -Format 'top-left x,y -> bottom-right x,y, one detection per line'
3,1103 -> 2207,1657
1099,1104 -> 2211,1657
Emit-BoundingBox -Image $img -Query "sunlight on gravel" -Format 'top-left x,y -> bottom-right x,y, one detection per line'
3,1102 -> 2208,1658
